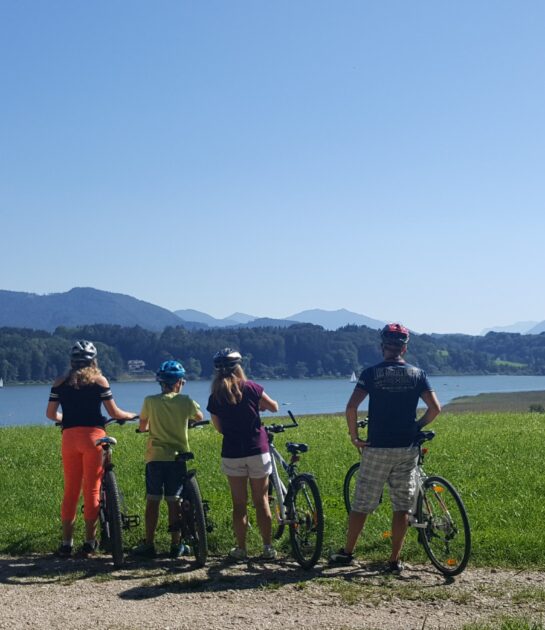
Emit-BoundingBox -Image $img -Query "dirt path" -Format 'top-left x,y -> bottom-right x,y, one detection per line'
1,554 -> 544,629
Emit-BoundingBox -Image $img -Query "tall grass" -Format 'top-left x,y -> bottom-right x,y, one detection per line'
1,411 -> 545,566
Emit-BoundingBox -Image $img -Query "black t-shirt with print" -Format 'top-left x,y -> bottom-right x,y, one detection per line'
356,361 -> 433,447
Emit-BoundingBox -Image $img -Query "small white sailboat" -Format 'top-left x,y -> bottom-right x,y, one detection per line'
350,371 -> 357,383
0,378 -> 3,387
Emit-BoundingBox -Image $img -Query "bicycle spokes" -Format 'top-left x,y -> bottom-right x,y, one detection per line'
418,476 -> 471,576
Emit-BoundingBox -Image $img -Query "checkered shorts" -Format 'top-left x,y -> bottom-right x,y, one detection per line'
351,446 -> 419,513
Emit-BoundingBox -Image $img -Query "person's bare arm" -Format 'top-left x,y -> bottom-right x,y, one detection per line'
416,390 -> 441,429
346,387 -> 368,451
210,413 -> 222,434
46,401 -> 62,423
188,409 -> 204,427
259,391 -> 279,413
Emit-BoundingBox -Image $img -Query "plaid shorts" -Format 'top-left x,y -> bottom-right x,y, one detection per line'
351,446 -> 419,513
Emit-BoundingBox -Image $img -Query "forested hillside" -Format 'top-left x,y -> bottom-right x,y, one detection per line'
2,324 -> 545,384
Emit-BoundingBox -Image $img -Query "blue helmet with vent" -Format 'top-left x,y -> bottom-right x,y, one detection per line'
156,360 -> 186,384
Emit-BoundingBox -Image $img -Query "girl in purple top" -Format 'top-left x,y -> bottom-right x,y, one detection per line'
207,348 -> 279,561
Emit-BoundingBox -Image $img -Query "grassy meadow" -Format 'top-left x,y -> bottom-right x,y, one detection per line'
1,410 -> 545,568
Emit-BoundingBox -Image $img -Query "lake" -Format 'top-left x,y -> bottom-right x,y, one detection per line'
2,375 -> 545,427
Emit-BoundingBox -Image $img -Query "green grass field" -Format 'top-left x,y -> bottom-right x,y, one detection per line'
1,411 -> 545,568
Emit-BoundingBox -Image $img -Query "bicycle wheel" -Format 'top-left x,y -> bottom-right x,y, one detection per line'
288,474 -> 324,569
343,462 -> 360,514
268,474 -> 285,540
417,475 -> 471,576
182,476 -> 208,567
101,470 -> 124,567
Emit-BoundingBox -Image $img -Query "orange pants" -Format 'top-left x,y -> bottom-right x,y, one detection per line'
61,427 -> 105,522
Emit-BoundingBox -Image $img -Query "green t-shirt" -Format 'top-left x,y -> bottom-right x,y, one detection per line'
140,392 -> 201,463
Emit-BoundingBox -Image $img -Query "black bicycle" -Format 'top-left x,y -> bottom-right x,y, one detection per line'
168,420 -> 213,567
137,419 -> 212,567
96,418 -> 140,567
266,411 -> 324,569
343,419 -> 471,576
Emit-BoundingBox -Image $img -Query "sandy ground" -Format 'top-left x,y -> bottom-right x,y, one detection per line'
1,553 -> 544,630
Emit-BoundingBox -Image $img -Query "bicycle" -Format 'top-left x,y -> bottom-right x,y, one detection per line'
343,419 -> 471,576
168,420 -> 213,567
96,417 -> 140,567
136,420 -> 213,567
266,411 -> 324,569
56,417 -> 140,568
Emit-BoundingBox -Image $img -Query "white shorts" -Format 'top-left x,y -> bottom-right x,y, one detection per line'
221,453 -> 272,479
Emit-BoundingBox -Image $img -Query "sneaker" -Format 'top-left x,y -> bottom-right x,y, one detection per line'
228,547 -> 248,562
75,541 -> 98,559
261,544 -> 277,560
385,560 -> 404,575
131,541 -> 157,558
55,543 -> 72,558
169,542 -> 190,558
329,548 -> 354,565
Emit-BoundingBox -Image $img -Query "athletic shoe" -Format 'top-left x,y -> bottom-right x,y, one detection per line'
385,560 -> 404,575
55,544 -> 73,558
261,544 -> 277,560
131,541 -> 157,558
329,548 -> 355,565
169,542 -> 190,558
75,541 -> 98,559
228,547 -> 248,561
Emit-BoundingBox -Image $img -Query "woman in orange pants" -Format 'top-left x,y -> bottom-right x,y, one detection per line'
46,340 -> 135,558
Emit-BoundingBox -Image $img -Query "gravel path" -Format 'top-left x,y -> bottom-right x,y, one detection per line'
1,554 -> 544,629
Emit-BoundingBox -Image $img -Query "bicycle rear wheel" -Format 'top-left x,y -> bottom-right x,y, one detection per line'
288,474 -> 324,569
268,474 -> 285,540
182,476 -> 208,567
417,475 -> 471,576
101,470 -> 124,567
343,462 -> 360,514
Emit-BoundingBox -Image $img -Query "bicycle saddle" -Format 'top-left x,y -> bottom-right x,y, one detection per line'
95,436 -> 117,447
286,442 -> 308,454
175,451 -> 195,462
413,431 -> 435,446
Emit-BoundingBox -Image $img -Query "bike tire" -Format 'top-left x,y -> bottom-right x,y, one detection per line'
288,474 -> 324,569
102,470 -> 124,568
268,474 -> 285,540
417,475 -> 471,576
343,462 -> 360,514
183,476 -> 208,567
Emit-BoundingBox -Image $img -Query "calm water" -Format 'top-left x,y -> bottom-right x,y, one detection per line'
2,375 -> 545,427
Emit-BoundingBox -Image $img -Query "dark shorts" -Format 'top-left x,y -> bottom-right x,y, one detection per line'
145,461 -> 184,502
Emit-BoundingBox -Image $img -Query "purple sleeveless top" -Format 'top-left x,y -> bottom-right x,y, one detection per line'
207,380 -> 269,458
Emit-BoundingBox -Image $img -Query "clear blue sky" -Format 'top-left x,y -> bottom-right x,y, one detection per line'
1,1 -> 544,334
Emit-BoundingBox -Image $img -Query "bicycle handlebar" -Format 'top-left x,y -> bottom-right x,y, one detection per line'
55,416 -> 139,429
265,410 -> 299,434
136,418 -> 210,433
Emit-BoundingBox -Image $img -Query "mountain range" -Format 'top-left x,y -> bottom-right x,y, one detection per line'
0,287 -> 543,335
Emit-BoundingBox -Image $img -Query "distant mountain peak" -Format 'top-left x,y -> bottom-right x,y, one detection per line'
287,308 -> 386,331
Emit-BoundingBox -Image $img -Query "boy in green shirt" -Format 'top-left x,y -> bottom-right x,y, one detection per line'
134,360 -> 203,558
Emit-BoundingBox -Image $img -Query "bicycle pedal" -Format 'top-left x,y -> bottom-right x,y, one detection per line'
122,514 -> 141,529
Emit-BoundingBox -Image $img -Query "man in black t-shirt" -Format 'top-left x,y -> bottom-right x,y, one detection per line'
330,324 -> 441,573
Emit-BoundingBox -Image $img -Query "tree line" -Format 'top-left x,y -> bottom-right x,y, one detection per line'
2,324 -> 545,383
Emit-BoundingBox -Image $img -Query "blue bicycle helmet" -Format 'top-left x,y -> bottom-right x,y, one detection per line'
156,360 -> 186,383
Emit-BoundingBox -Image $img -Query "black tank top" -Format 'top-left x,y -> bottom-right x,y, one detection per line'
49,381 -> 113,429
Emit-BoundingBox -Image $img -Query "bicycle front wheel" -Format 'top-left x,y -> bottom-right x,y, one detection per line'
288,474 -> 324,569
101,470 -> 124,568
343,462 -> 360,514
417,475 -> 471,576
183,476 -> 208,567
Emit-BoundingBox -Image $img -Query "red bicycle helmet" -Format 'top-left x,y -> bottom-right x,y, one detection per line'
380,323 -> 410,347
